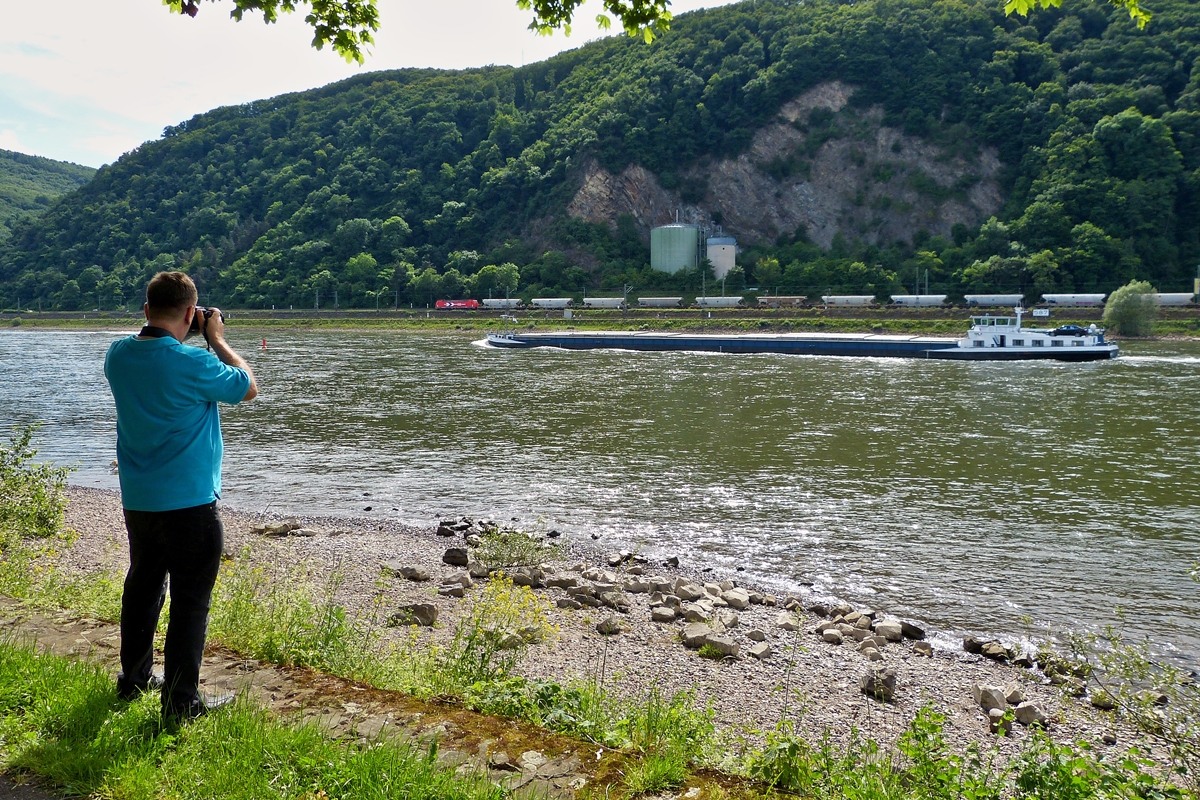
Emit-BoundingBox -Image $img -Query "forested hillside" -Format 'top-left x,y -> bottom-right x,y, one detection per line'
0,151 -> 95,244
2,0 -> 1199,310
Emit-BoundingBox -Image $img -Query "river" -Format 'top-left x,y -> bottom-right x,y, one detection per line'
2,328 -> 1198,664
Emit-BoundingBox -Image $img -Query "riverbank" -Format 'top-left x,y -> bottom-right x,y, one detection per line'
5,307 -> 1200,337
52,485 -> 1155,765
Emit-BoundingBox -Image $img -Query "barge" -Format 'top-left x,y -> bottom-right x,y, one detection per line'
485,309 -> 1119,362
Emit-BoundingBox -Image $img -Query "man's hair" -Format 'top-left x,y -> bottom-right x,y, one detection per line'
145,272 -> 198,316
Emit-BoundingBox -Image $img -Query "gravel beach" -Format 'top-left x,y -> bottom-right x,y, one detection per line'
59,484 -> 1151,762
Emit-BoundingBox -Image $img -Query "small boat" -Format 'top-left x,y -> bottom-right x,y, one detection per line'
485,308 -> 1118,362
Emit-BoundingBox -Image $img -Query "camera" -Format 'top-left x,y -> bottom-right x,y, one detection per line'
187,306 -> 226,337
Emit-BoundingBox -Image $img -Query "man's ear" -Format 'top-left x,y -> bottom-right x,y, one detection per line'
142,302 -> 150,320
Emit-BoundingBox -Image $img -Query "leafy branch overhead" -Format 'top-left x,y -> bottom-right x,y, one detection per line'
1004,0 -> 1149,28
164,0 -> 380,63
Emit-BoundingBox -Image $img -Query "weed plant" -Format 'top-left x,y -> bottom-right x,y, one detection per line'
0,425 -> 70,543
748,707 -> 1189,799
471,528 -> 558,571
0,637 -> 506,800
427,574 -> 557,695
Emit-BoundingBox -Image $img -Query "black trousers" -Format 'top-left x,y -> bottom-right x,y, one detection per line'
118,501 -> 223,711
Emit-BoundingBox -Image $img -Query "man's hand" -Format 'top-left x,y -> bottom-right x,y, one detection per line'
199,308 -> 258,402
195,307 -> 226,343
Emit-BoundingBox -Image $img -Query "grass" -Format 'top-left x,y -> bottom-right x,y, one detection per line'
0,636 -> 507,800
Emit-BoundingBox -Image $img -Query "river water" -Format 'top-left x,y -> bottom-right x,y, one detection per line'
2,329 -> 1198,663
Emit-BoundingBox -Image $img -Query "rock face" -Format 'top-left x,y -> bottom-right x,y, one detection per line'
565,81 -> 1002,249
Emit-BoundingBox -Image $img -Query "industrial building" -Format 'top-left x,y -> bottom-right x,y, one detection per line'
650,223 -> 738,279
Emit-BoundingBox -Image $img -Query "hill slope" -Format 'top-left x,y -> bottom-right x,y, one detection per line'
2,0 -> 1199,309
0,150 -> 95,243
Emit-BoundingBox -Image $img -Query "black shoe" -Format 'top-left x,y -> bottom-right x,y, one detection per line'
116,671 -> 165,701
163,692 -> 235,722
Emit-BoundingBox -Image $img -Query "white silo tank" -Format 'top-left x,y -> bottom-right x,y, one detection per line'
706,237 -> 737,280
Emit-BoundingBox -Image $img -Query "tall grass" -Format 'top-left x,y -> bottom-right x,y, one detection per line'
0,637 -> 507,800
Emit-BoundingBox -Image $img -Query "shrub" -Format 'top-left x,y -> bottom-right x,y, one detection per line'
1102,280 -> 1158,336
471,527 -> 558,570
0,424 -> 71,544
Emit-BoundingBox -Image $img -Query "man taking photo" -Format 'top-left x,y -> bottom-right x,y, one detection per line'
104,271 -> 257,721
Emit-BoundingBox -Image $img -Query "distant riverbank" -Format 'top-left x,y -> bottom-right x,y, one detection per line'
5,306 -> 1200,338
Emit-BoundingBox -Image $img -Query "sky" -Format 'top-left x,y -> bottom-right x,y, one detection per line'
0,0 -> 727,168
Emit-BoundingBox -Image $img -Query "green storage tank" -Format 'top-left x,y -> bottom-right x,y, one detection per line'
651,224 -> 700,274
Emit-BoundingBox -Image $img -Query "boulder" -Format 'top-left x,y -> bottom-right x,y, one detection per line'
762,595 -> 778,607
675,582 -> 705,602
545,574 -> 580,590
649,576 -> 674,593
860,666 -> 896,702
723,588 -> 752,610
808,602 -> 831,618
664,556 -> 680,568
822,629 -> 843,645
854,616 -> 873,630
650,606 -> 677,623
435,522 -> 458,537
749,591 -> 764,605
444,571 -> 473,589
981,642 -> 1009,662
596,616 -> 622,636
844,611 -> 862,625
815,621 -> 836,634
1014,701 -> 1047,727
1089,692 -> 1116,711
747,629 -> 767,642
863,648 -> 884,662
442,547 -> 469,567
682,604 -> 712,623
913,641 -> 933,657
748,642 -> 772,660
830,603 -> 853,618
718,579 -> 735,591
705,635 -> 740,658
988,708 -> 1011,736
777,613 -> 800,632
873,621 -> 903,642
496,632 -> 524,650
716,611 -> 740,629
389,603 -> 438,627
509,567 -> 545,588
556,598 -> 582,610
438,584 -> 465,599
599,592 -> 631,613
626,565 -> 644,575
963,636 -> 986,654
1102,732 -> 1117,745
681,623 -> 713,649
623,579 -> 651,593
973,684 -> 1007,713
382,563 -> 431,582
784,597 -> 804,612
1137,690 -> 1169,706
900,620 -> 926,640
704,583 -> 722,597
1004,683 -> 1025,705
849,627 -> 873,643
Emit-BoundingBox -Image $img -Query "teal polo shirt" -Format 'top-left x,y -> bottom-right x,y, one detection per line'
104,335 -> 251,512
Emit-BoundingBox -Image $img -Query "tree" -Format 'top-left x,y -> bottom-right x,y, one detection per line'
163,0 -> 675,64
1102,279 -> 1158,336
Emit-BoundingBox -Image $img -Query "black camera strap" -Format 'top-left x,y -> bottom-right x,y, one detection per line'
138,325 -> 176,340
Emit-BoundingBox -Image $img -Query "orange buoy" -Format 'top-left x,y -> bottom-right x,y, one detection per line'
261,338 -> 267,350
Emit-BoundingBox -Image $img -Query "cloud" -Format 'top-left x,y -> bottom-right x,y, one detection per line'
0,130 -> 27,152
